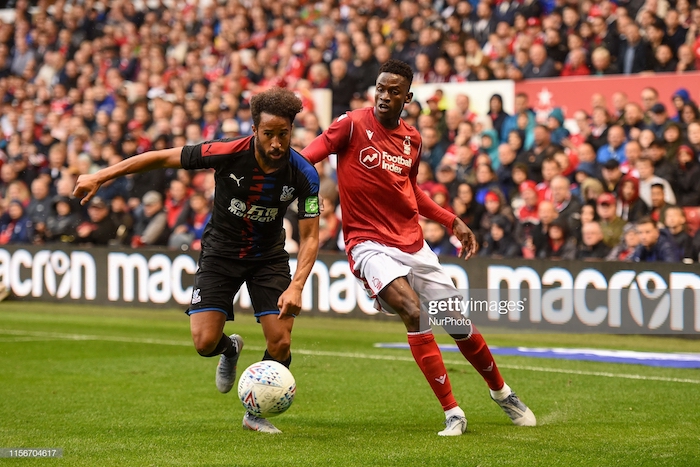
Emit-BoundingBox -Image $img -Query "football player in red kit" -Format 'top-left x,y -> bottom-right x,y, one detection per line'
302,59 -> 535,435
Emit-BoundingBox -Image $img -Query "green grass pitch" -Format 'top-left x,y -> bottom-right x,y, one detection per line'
1,303 -> 699,466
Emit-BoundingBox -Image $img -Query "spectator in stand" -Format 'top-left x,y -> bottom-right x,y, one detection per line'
420,126 -> 448,173
547,108 -> 570,146
653,45 -> 677,72
587,107 -> 611,152
110,195 -> 134,246
561,47 -> 591,76
647,104 -> 670,139
663,123 -> 683,161
488,95 -> 510,139
581,177 -> 605,204
640,87 -> 661,116
597,125 -> 627,164
131,191 -> 170,248
518,125 -> 560,184
44,196 -> 81,244
637,157 -> 676,207
74,196 -> 118,245
617,176 -> 650,223
538,217 -> 577,260
473,163 -> 501,202
606,223 -> 641,261
596,192 -> 626,248
0,201 -> 33,245
623,102 -> 646,141
423,219 -> 457,257
26,178 -> 52,243
479,190 -> 514,243
649,183 -> 674,225
632,216 -> 680,262
317,181 -> 342,252
684,120 -> 700,158
164,179 -> 191,231
168,192 -> 212,252
453,182 -> 484,235
673,145 -> 700,206
330,59 -> 357,120
590,47 -> 619,75
551,175 -> 582,231
619,22 -> 653,74
521,200 -> 557,258
495,144 -> 516,198
576,221 -> 611,260
479,215 -> 521,258
523,44 -> 558,79
601,159 -> 624,194
663,206 -> 694,260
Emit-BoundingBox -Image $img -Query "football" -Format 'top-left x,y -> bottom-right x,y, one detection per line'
237,361 -> 296,418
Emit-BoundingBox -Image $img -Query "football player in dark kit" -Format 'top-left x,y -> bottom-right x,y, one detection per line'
73,88 -> 320,434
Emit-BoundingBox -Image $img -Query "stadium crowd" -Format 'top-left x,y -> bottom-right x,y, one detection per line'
0,0 -> 699,263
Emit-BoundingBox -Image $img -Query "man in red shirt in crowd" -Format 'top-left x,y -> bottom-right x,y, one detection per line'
302,59 -> 535,436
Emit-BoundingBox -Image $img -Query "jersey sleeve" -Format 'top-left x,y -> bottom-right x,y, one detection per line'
294,158 -> 321,220
302,113 -> 353,164
181,138 -> 248,170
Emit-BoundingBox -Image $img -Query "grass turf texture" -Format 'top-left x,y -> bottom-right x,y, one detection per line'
1,303 -> 699,467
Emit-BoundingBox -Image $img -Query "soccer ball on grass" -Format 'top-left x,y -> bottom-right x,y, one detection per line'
237,361 -> 296,418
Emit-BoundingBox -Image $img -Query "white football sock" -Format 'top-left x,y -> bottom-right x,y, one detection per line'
490,382 -> 512,401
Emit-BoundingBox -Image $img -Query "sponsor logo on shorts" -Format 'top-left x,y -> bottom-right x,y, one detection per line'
191,288 -> 202,305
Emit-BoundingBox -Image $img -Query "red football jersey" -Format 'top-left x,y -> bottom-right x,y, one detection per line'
305,107 -> 450,254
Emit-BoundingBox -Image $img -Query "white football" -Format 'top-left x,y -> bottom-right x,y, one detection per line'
238,361 -> 296,418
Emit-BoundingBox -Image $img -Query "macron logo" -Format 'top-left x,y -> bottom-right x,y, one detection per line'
483,362 -> 494,372
366,129 -> 374,140
435,374 -> 447,384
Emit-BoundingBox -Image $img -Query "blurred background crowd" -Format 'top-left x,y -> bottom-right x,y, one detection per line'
0,0 -> 699,263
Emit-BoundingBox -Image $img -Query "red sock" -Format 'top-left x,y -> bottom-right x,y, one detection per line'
407,331 -> 458,411
455,327 -> 505,391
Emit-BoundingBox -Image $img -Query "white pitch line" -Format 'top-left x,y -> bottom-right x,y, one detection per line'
2,329 -> 699,385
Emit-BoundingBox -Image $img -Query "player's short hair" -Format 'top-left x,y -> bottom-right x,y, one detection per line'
378,59 -> 413,88
250,87 -> 303,127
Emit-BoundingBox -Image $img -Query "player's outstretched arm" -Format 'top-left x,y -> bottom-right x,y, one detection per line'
278,216 -> 320,319
73,148 -> 184,205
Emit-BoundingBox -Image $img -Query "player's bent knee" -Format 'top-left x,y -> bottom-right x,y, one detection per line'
193,334 -> 220,356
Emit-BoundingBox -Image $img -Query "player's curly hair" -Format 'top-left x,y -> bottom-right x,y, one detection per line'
378,59 -> 414,88
250,87 -> 303,127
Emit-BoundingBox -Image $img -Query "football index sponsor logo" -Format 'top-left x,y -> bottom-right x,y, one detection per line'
228,197 -> 279,222
359,146 -> 412,173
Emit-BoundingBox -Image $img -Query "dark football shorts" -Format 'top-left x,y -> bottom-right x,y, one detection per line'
186,254 -> 291,322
